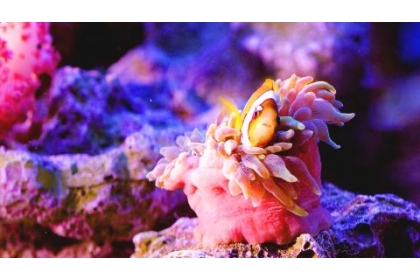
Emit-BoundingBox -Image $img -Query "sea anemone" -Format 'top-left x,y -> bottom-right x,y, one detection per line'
147,74 -> 354,246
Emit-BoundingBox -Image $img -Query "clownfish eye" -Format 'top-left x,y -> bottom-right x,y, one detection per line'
252,111 -> 259,119
252,105 -> 263,120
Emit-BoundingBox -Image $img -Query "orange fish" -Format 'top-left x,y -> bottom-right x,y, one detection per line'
221,79 -> 279,148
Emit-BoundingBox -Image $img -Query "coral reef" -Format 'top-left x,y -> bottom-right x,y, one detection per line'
148,75 -> 354,246
1,22 -> 418,258
132,183 -> 420,258
0,127 -> 188,257
0,22 -> 59,139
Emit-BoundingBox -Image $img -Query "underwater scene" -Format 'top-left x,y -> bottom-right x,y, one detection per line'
0,22 -> 419,258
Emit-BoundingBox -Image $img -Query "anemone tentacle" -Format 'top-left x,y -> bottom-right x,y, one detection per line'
147,75 -> 354,216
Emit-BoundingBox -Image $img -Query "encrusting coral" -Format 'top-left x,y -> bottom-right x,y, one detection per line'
148,75 -> 355,246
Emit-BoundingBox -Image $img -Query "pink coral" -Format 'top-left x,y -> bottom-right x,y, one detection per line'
148,75 -> 354,247
0,22 -> 59,137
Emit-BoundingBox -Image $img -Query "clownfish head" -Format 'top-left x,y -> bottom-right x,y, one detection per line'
220,79 -> 279,148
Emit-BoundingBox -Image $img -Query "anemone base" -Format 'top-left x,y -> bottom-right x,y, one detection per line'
184,179 -> 330,247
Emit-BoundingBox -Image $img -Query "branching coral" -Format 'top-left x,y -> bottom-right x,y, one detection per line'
0,22 -> 59,138
148,75 -> 354,246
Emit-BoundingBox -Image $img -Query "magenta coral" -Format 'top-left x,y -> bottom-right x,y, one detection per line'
0,22 -> 59,137
148,75 -> 355,247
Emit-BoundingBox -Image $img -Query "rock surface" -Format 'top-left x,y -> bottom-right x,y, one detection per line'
132,183 -> 420,257
27,66 -> 190,155
0,128 -> 189,257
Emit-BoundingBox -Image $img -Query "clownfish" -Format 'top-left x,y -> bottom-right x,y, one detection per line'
220,79 -> 279,148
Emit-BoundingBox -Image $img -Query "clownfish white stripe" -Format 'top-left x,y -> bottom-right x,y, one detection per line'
241,90 -> 276,147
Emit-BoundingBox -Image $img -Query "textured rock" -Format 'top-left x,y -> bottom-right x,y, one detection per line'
0,127 -> 189,257
0,222 -> 116,257
132,217 -> 335,258
21,66 -> 188,155
132,183 -> 420,257
329,188 -> 420,257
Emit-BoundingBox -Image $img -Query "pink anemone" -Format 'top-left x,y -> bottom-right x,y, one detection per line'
148,75 -> 354,247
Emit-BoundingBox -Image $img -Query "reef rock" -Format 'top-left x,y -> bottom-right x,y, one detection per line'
22,66 -> 189,155
0,127 -> 189,257
132,183 -> 420,257
132,217 -> 334,258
